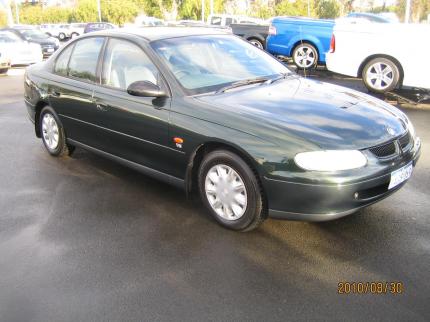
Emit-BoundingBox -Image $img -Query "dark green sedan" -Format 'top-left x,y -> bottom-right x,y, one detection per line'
24,27 -> 421,231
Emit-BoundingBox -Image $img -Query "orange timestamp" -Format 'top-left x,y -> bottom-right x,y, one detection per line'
338,281 -> 404,295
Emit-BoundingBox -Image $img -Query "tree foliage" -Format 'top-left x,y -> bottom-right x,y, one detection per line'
0,10 -> 8,27
315,0 -> 340,19
274,0 -> 314,17
179,0 -> 225,20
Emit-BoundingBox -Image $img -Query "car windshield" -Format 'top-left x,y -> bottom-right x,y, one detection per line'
0,32 -> 22,43
151,35 -> 291,94
21,29 -> 50,40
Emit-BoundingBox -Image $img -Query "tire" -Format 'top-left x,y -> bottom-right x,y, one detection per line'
198,150 -> 265,231
292,43 -> 318,70
39,106 -> 73,157
362,57 -> 400,93
248,38 -> 264,49
58,32 -> 66,41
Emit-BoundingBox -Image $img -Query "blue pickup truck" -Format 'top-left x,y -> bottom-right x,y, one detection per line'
266,17 -> 334,69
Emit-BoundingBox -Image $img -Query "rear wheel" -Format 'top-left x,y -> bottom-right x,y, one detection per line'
362,57 -> 400,93
248,38 -> 264,49
40,106 -> 73,156
58,32 -> 66,41
292,43 -> 318,69
198,150 -> 265,231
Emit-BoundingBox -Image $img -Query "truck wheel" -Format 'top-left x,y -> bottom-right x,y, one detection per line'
362,57 -> 400,93
292,43 -> 318,69
198,150 -> 265,231
248,38 -> 264,49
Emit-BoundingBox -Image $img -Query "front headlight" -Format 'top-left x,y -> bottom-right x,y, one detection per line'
294,150 -> 367,171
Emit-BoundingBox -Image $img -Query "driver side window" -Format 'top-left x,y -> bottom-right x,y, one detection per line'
102,39 -> 159,90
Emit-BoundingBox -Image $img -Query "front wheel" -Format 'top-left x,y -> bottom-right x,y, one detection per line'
362,57 -> 400,93
58,32 -> 66,41
198,150 -> 265,231
40,106 -> 73,156
292,43 -> 318,69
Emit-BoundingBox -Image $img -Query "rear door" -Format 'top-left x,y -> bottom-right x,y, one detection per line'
91,38 -> 174,174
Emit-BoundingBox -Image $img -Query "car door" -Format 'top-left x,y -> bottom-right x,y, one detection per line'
91,38 -> 174,174
48,36 -> 106,149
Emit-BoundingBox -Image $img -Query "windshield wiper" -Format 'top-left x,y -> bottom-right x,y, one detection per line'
264,72 -> 293,85
215,77 -> 270,94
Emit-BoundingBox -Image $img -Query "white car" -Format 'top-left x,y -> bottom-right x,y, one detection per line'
326,22 -> 430,93
0,31 -> 43,66
0,50 -> 11,74
69,23 -> 87,38
40,24 -> 71,40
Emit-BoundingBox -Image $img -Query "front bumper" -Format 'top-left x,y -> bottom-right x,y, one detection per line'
265,139 -> 421,221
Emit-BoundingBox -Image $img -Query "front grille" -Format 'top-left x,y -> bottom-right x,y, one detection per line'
399,131 -> 412,151
369,141 -> 397,158
368,130 -> 412,159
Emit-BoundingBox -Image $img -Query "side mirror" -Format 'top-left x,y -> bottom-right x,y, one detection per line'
127,81 -> 167,98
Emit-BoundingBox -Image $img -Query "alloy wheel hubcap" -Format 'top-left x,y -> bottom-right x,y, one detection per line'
294,46 -> 316,68
42,113 -> 59,150
205,164 -> 247,221
250,40 -> 263,49
366,62 -> 394,90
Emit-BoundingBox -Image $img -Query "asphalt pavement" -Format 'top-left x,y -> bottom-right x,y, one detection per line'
0,71 -> 429,321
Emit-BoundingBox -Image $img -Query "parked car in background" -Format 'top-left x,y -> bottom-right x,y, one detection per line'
1,26 -> 59,57
346,12 -> 398,23
173,20 -> 207,27
0,50 -> 11,74
84,22 -> 116,33
326,22 -> 430,93
69,23 -> 87,38
0,31 -> 43,65
207,14 -> 264,27
135,16 -> 165,26
230,23 -> 269,49
40,24 -> 71,40
24,27 -> 420,231
266,17 -> 334,69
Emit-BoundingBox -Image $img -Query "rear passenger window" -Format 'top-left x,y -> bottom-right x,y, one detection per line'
54,44 -> 73,76
68,37 -> 104,82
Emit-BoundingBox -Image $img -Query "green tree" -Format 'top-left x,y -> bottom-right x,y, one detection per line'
70,0 -> 98,23
101,0 -> 139,25
0,10 -> 8,27
315,0 -> 340,18
179,0 -> 225,20
275,0 -> 313,17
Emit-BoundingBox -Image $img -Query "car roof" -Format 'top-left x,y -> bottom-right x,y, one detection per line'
91,26 -> 229,41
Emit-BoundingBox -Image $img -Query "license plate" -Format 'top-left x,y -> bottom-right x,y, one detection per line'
388,162 -> 413,190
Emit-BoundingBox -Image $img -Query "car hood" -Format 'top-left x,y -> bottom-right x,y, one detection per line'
195,77 -> 408,150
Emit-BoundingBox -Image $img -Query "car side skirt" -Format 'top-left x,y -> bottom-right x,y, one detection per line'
67,139 -> 185,190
